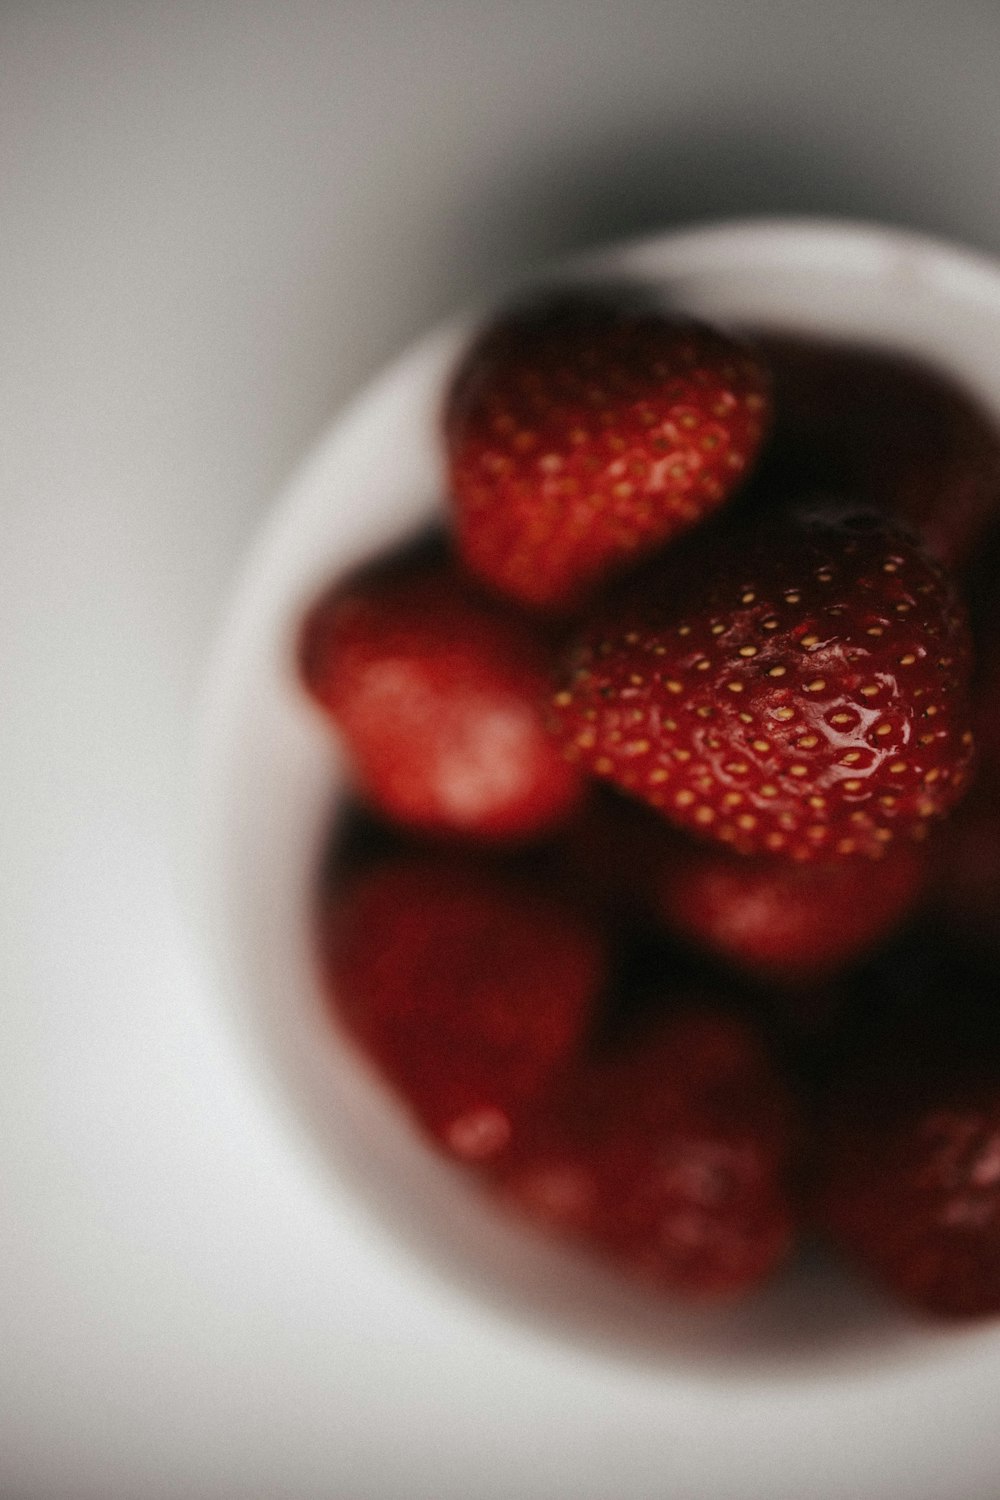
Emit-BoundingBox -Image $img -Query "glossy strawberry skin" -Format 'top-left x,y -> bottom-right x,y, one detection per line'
748,336 -> 1000,569
445,297 -> 770,611
320,856 -> 607,1164
299,562 -> 583,842
654,838 -> 929,985
552,507 -> 974,860
492,1007 -> 799,1298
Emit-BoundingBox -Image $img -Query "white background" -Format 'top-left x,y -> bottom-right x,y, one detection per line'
5,4 -> 1000,1496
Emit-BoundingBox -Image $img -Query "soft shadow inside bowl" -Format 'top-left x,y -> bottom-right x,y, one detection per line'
193,219 -> 1000,1380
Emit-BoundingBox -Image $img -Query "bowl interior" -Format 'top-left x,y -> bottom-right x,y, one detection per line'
191,219 -> 1000,1378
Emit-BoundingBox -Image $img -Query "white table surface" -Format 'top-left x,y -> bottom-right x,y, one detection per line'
6,4 -> 1000,1496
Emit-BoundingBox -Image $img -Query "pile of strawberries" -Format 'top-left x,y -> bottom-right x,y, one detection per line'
299,290 -> 1000,1318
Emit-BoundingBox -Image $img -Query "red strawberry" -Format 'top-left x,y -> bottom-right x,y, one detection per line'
749,335 -> 1000,568
552,506 -> 974,860
299,561 -> 583,841
818,968 -> 1000,1319
823,1088 -> 1000,1320
320,854 -> 607,1163
492,1006 -> 799,1298
653,838 -> 929,985
445,296 -> 770,611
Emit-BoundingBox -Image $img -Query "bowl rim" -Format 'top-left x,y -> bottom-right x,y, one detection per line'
186,214 -> 1000,1384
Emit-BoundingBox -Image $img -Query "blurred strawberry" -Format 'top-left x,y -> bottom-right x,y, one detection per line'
492,1004 -> 800,1298
446,295 -> 770,611
320,854 -> 607,1163
749,335 -> 1000,568
818,955 -> 1000,1319
299,560 -> 582,842
653,838 -> 929,985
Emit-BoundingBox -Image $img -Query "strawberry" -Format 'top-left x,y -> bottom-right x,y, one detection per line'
492,1005 -> 799,1298
445,295 -> 770,611
299,560 -> 583,841
320,854 -> 607,1163
552,505 -> 974,860
653,837 -> 929,985
747,335 -> 1000,568
561,793 -> 928,981
818,955 -> 1000,1318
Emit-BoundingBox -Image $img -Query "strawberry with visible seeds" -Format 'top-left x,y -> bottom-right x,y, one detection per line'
320,854 -> 607,1163
492,1005 -> 799,1298
299,561 -> 583,841
445,296 -> 770,611
552,506 -> 974,860
653,837 -> 929,985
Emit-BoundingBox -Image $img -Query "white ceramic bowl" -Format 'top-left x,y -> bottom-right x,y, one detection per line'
191,218 -> 1000,1377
